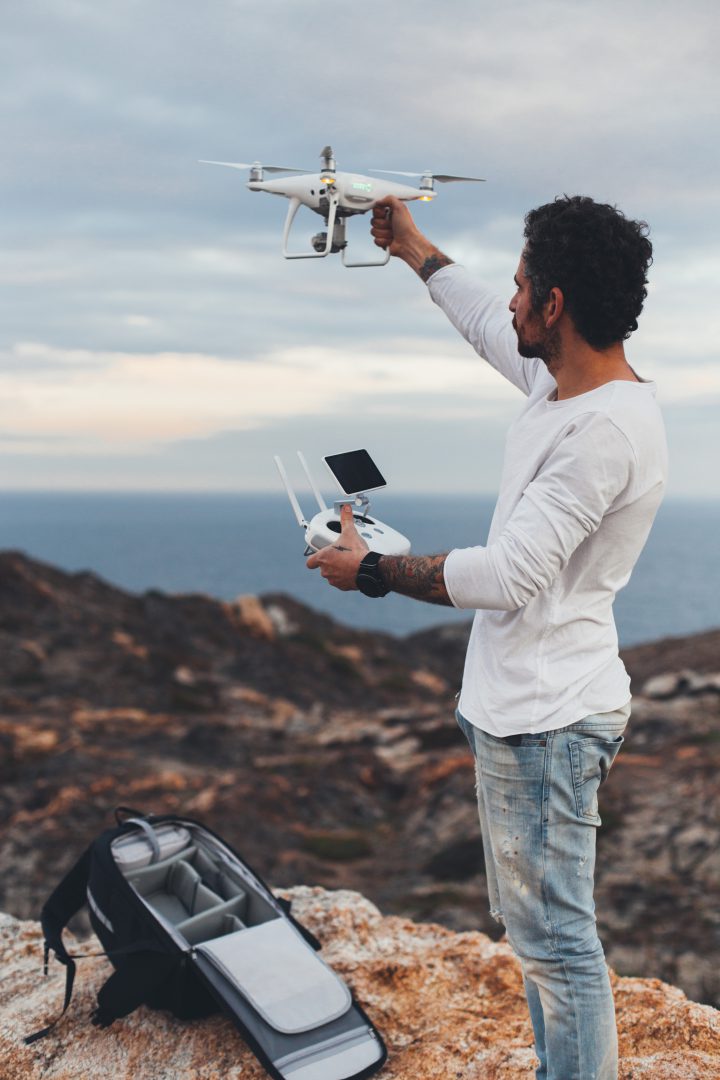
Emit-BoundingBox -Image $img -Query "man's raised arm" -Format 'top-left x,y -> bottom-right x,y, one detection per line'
371,196 -> 540,396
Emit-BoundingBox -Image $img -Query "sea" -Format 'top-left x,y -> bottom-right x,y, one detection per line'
1,492 -> 718,645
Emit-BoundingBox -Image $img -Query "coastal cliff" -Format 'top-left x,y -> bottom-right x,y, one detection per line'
1,549 -> 719,1023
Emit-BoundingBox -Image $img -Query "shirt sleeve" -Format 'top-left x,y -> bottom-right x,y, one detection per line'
428,264 -> 543,395
443,413 -> 636,610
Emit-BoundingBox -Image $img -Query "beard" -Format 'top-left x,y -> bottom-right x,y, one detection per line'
513,316 -> 561,367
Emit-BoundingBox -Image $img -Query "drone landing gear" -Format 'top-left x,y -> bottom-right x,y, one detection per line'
282,195 -> 390,266
342,242 -> 390,269
282,196 -> 331,259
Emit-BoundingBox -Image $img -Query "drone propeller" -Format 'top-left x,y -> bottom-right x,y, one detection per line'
199,160 -> 306,174
370,169 -> 485,183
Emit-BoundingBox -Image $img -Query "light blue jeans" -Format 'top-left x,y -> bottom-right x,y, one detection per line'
456,704 -> 630,1080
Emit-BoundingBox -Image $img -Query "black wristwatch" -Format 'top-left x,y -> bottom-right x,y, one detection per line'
356,551 -> 390,598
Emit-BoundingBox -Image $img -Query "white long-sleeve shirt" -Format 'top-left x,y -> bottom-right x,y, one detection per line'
429,265 -> 668,736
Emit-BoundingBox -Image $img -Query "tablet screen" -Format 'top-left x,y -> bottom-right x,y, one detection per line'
323,449 -> 387,494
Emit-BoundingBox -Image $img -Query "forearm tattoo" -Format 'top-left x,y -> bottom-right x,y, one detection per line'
378,554 -> 452,606
418,252 -> 454,283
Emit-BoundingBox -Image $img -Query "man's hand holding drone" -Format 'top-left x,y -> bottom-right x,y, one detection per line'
371,197 -> 454,282
306,504 -> 370,591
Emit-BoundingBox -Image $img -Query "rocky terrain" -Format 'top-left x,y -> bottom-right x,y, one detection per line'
2,887 -> 719,1079
1,549 -> 719,1016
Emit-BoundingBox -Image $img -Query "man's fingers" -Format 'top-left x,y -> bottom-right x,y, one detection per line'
306,532 -> 363,592
371,200 -> 396,229
370,196 -> 419,258
371,216 -> 393,247
307,508 -> 366,587
372,198 -> 399,231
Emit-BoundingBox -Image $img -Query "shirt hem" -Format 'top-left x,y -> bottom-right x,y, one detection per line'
457,690 -> 633,739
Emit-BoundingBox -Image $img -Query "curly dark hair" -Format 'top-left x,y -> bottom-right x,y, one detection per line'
522,195 -> 653,350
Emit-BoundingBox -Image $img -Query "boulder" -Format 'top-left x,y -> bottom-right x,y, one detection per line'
2,886 -> 718,1079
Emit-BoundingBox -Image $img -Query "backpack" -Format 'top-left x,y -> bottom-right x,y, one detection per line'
26,809 -> 387,1080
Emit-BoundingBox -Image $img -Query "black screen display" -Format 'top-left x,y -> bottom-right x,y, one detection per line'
323,449 -> 387,494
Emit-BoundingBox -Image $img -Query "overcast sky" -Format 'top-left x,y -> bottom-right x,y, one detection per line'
1,0 -> 718,497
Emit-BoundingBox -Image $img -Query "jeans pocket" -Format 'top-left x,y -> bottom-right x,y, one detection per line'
568,733 -> 624,824
455,708 -> 477,757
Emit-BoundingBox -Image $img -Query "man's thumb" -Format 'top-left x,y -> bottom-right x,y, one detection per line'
339,503 -> 357,533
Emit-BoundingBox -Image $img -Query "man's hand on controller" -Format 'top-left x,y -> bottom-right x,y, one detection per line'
306,504 -> 370,591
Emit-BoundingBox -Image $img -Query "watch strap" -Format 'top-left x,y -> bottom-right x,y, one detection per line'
356,551 -> 390,598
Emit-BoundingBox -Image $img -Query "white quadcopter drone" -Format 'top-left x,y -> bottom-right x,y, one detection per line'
200,145 -> 484,267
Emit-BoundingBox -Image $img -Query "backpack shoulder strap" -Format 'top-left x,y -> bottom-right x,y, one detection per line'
25,839 -> 169,1043
24,844 -> 93,1044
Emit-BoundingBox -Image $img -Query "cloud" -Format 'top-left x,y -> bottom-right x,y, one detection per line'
0,338 -> 520,451
0,0 -> 717,495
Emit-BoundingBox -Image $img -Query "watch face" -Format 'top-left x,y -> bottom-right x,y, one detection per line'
358,574 -> 384,598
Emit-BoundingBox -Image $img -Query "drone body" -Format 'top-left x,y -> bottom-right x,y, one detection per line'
200,146 -> 484,267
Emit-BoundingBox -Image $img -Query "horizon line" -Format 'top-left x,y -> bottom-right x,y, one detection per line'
0,488 -> 719,503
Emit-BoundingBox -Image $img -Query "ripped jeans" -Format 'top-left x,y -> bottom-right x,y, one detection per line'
456,704 -> 630,1080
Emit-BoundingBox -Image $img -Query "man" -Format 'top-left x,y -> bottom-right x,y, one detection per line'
307,194 -> 667,1079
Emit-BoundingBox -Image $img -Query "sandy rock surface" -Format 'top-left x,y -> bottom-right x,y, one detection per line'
1,887 -> 718,1080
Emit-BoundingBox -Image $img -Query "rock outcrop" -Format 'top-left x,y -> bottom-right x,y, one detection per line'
1,550 -> 719,1015
1,887 -> 718,1080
